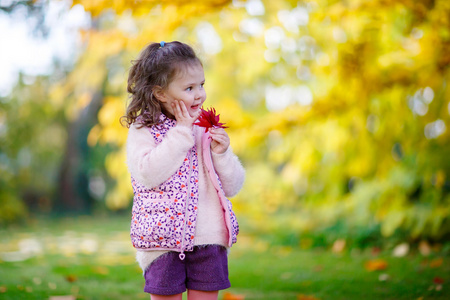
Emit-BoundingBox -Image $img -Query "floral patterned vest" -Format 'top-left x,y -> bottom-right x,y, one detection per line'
130,115 -> 239,259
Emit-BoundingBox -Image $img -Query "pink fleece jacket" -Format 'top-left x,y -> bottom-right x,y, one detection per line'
126,116 -> 245,271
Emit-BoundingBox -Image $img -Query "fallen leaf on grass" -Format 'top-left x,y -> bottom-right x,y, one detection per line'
427,277 -> 445,292
65,275 -> 77,282
371,247 -> 381,256
222,292 -> 245,300
332,239 -> 346,253
392,243 -> 409,257
49,296 -> 76,300
428,285 -> 443,291
419,240 -> 431,256
297,294 -> 320,300
92,266 -> 109,275
48,282 -> 57,290
434,277 -> 444,284
429,258 -> 443,268
378,273 -> 390,281
365,259 -> 388,271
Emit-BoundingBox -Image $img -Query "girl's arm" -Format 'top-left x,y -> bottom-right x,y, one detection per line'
127,101 -> 200,189
210,132 -> 245,197
126,124 -> 194,189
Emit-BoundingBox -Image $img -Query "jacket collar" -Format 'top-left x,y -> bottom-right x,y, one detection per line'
157,113 -> 176,131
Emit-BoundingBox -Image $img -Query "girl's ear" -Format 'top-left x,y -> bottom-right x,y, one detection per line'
152,86 -> 167,102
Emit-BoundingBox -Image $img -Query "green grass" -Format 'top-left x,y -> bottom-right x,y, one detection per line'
0,216 -> 448,300
228,247 -> 448,299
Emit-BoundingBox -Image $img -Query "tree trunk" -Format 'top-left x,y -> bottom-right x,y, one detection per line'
56,91 -> 103,214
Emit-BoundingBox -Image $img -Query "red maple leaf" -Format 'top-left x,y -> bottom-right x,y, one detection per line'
434,277 -> 444,284
194,107 -> 228,132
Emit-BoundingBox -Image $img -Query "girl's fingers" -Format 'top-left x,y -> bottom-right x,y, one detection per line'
212,132 -> 227,140
210,132 -> 226,141
210,129 -> 229,139
173,101 -> 185,119
172,101 -> 181,118
176,101 -> 184,116
213,138 -> 229,147
178,101 -> 188,116
173,100 -> 199,128
210,133 -> 230,147
210,139 -> 229,154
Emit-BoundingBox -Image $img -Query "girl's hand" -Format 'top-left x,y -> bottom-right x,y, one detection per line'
209,127 -> 230,154
172,100 -> 201,128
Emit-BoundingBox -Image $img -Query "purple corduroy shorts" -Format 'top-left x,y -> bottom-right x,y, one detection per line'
143,245 -> 231,295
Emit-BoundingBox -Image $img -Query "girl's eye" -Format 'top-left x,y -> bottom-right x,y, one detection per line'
186,87 -> 192,91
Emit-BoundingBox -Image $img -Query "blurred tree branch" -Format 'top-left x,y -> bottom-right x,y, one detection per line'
0,0 -> 49,37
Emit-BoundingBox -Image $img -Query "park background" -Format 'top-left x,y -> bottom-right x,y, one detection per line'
0,0 -> 449,299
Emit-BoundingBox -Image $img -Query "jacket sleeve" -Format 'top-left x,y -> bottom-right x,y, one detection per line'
211,147 -> 245,197
126,124 -> 195,189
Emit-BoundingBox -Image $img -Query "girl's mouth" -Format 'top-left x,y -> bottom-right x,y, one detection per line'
191,104 -> 200,110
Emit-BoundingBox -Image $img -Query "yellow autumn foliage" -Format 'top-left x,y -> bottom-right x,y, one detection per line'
46,0 -> 450,238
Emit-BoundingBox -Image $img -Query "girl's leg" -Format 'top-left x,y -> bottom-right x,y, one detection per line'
150,293 -> 183,300
187,290 -> 219,300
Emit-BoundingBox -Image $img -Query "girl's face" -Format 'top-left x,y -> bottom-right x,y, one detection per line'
158,63 -> 206,118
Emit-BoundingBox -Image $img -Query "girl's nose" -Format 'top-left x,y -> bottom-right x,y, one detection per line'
194,88 -> 203,100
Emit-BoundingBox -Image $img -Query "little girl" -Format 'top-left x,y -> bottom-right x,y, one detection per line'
122,41 -> 245,300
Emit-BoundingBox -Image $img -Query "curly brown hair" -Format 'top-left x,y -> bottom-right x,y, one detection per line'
121,41 -> 202,128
